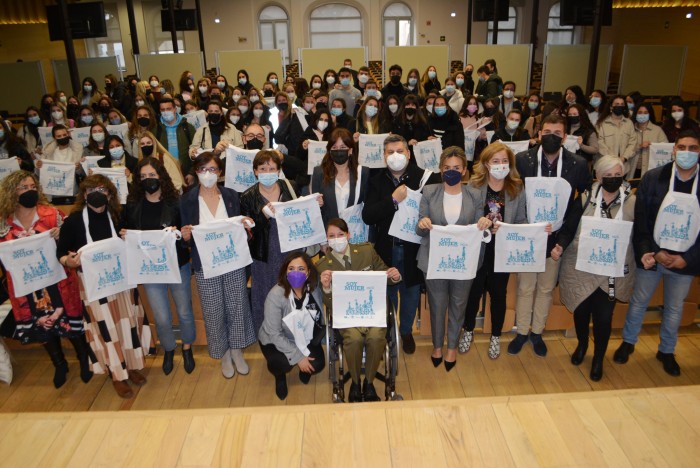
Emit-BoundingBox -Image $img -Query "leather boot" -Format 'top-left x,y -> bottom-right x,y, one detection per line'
590,355 -> 604,381
162,350 -> 175,375
69,336 -> 93,383
43,336 -> 68,389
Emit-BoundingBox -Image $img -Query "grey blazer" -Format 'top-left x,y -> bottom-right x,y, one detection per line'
258,284 -> 326,365
466,182 -> 528,225
415,183 -> 485,274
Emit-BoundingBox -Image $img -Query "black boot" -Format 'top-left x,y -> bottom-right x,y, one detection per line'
590,355 -> 604,381
162,350 -> 175,375
43,336 -> 68,389
69,336 -> 93,383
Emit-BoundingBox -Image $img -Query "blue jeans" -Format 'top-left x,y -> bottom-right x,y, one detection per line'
142,263 -> 196,351
622,265 -> 694,354
387,245 -> 421,336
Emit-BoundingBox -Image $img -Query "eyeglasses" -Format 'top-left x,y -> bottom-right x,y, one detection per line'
86,187 -> 108,194
196,167 -> 219,174
245,134 -> 265,140
16,184 -> 37,192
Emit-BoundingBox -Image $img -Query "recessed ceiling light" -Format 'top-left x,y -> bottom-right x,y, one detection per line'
686,12 -> 692,19
214,17 -> 221,24
450,12 -> 456,17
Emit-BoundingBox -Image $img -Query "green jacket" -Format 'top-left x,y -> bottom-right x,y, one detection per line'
155,119 -> 196,176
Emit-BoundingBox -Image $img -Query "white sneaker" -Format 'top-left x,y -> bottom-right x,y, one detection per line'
488,336 -> 501,359
458,330 -> 473,354
230,348 -> 249,375
221,349 -> 235,379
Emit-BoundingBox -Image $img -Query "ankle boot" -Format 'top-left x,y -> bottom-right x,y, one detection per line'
43,337 -> 68,389
69,336 -> 93,383
590,355 -> 604,382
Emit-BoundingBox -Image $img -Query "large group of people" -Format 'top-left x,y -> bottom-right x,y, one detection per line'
0,57 -> 698,402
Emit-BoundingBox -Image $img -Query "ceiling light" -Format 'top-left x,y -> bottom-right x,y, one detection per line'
214,17 -> 221,24
450,12 -> 456,17
686,12 -> 693,18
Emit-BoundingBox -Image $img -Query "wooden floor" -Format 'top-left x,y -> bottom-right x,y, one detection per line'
2,324 -> 700,411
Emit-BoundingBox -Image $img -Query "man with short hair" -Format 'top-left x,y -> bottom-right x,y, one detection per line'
614,130 -> 700,376
242,123 -> 267,151
381,64 -> 407,102
354,66 -> 371,93
362,134 -> 441,354
509,114 -> 591,357
475,66 -> 500,103
156,97 -> 195,184
329,67 -> 362,117
343,58 -> 359,87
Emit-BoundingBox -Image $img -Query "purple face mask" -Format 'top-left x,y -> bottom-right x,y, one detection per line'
287,270 -> 307,289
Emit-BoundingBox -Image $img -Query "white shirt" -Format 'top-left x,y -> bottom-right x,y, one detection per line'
443,191 -> 463,225
335,178 -> 350,211
53,146 -> 72,163
198,194 -> 227,223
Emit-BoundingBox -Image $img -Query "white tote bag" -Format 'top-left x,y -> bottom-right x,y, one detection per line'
653,164 -> 700,252
524,147 -> 572,231
331,271 -> 387,329
224,146 -> 258,193
272,194 -> 326,252
387,170 -> 433,244
493,222 -> 548,273
339,166 -> 368,243
80,155 -> 102,175
282,295 -> 316,356
499,139 -> 530,155
648,143 -> 674,170
358,133 -> 390,168
464,129 -> 480,162
0,157 -> 20,182
69,127 -> 91,147
0,230 -> 67,297
91,167 -> 128,204
40,160 -> 76,197
426,224 -> 488,280
563,135 -> 581,154
414,139 -> 442,172
576,189 -> 633,277
307,140 -> 327,175
191,216 -> 253,279
125,229 -> 182,284
106,123 -> 129,142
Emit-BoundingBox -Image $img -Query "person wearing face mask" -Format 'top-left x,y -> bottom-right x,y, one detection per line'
294,109 -> 334,189
523,93 -> 542,134
329,98 -> 356,133
461,143 -> 531,359
428,96 -> 465,151
83,122 -> 109,157
380,64 -> 408,103
381,95 -> 402,131
405,68 -> 426,103
329,68 -> 362,118
363,134 -> 441,354
76,106 -> 98,129
266,72 -> 281,94
440,76 -> 465,114
128,105 -> 158,156
95,97 -> 114,124
587,90 -> 607,126
565,104 -> 599,168
226,107 -> 244,132
632,103 -> 668,177
0,115 -> 33,171
77,77 -> 102,108
122,157 -> 195,376
194,79 -> 210,109
178,73 -> 194,103
474,66 -> 500,103
511,114 -> 591,357
322,69 -> 338,93
552,156 -> 636,382
243,101 -> 273,137
392,94 -> 431,165
560,86 -> 586,116
596,95 -> 637,174
180,152 -> 256,379
189,102 -> 244,159
462,64 -> 476,95
65,97 -> 81,122
316,218 -> 401,402
625,91 -> 642,115
48,104 -> 74,129
57,175 -> 153,398
613,130 -> 700,377
18,106 -> 46,155
499,81 -> 522,115
311,127 -> 368,227
39,94 -> 55,123
458,95 -> 481,131
421,65 -> 442,96
416,146 -> 493,371
490,109 -> 531,144
37,125 -> 83,196
353,97 -> 382,147
155,98 -> 195,185
353,80 -> 383,117
258,252 -> 326,400
0,171 -> 92,389
214,74 -> 232,100
241,150 -> 303,333
241,123 -> 268,154
236,69 -> 253,95
353,66 -> 371,94
96,135 -> 137,182
137,131 -> 184,191
662,98 -> 700,143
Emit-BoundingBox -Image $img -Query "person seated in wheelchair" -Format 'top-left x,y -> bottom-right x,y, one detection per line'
258,252 -> 326,401
316,218 -> 402,402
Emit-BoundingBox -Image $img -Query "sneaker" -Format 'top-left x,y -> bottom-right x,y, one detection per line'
656,351 -> 681,376
488,336 -> 501,359
507,333 -> 529,355
401,333 -> 416,355
230,348 -> 249,375
530,333 -> 547,357
221,350 -> 235,379
458,330 -> 474,354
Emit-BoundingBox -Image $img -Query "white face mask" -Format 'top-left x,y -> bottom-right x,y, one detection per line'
230,115 -> 240,124
426,104 -> 433,114
507,120 -> 520,130
386,152 -> 408,172
52,111 -> 64,120
489,163 -> 510,180
92,132 -> 105,142
503,90 -> 514,99
238,106 -> 249,114
253,109 -> 264,118
358,74 -> 369,84
249,95 -> 260,103
388,104 -> 399,114
326,76 -> 336,85
312,82 -> 322,89
672,111 -> 684,122
198,86 -> 208,94
303,102 -> 314,112
328,236 -> 348,254
135,101 -> 145,107
197,171 -> 218,188
150,80 -> 159,88
232,94 -> 241,103
317,121 -> 328,132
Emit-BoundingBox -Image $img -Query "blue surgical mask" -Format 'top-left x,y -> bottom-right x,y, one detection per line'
81,115 -> 94,125
528,101 -> 539,110
434,106 -> 447,117
161,111 -> 175,122
366,89 -> 379,98
636,113 -> 650,124
428,71 -> 436,79
590,97 -> 601,108
110,117 -> 121,125
258,172 -> 279,187
28,116 -> 41,125
408,78 -> 418,86
478,76 -> 485,83
238,78 -> 247,86
445,85 -> 455,94
364,105 -> 378,117
675,151 -> 699,170
627,102 -> 635,111
109,147 -> 125,160
217,82 -> 226,90
331,107 -> 343,117
270,78 -> 278,85
456,78 -> 464,87
340,78 -> 351,87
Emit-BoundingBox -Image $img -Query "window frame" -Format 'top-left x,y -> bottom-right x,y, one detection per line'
382,2 -> 413,47
258,4 -> 291,66
309,3 -> 364,48
546,2 -> 576,45
487,6 -> 518,45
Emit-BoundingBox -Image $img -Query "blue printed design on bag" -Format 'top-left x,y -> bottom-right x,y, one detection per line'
21,250 -> 54,282
346,289 -> 374,316
659,214 -> 691,241
401,216 -> 418,234
406,198 -> 419,209
346,214 -> 368,243
287,209 -> 315,241
505,232 -> 536,265
235,171 -> 256,186
207,232 -> 239,266
139,247 -> 170,274
46,169 -> 68,190
363,140 -> 383,163
534,193 -> 559,223
97,255 -> 124,290
589,238 -> 618,264
419,147 -> 438,169
437,238 -> 466,272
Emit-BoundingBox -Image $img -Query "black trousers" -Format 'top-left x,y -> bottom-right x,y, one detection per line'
463,243 -> 510,336
260,342 -> 326,378
574,287 -> 616,358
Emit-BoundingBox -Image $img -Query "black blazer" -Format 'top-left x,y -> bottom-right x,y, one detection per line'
180,185 -> 241,272
311,165 -> 370,226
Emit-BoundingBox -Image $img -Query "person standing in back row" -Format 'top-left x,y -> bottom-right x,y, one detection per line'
329,68 -> 362,118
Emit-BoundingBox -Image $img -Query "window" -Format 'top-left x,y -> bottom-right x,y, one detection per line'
383,2 -> 413,47
84,3 -> 125,70
309,4 -> 363,48
259,5 -> 291,66
487,7 -> 517,44
142,0 -> 185,54
547,3 -> 575,45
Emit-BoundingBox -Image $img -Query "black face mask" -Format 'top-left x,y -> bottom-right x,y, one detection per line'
390,75 -> 401,85
67,103 -> 79,113
141,178 -> 161,194
330,149 -> 350,165
541,134 -> 563,154
208,113 -> 222,125
483,107 -> 496,117
137,117 -> 151,127
18,190 -> 39,208
405,108 -> 416,117
276,103 -> 289,112
246,138 -> 264,150
567,116 -> 580,126
264,89 -> 274,97
465,70 -> 473,76
99,106 -> 110,114
86,191 -> 108,209
141,144 -> 154,157
316,102 -> 328,110
601,176 -> 623,194
56,136 -> 70,146
612,106 -> 626,116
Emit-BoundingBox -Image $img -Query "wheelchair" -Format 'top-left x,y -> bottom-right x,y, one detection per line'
325,298 -> 403,402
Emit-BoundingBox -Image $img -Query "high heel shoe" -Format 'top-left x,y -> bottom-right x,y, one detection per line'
431,356 -> 443,367
444,360 -> 456,372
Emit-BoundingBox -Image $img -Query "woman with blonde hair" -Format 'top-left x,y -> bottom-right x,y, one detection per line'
353,96 -> 381,142
136,131 -> 185,191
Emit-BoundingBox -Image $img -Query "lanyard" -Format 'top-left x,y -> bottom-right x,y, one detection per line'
82,207 -> 117,243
